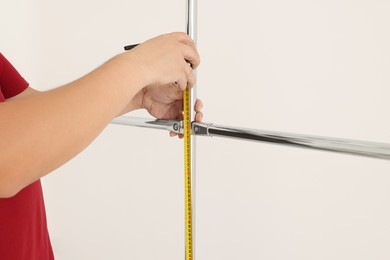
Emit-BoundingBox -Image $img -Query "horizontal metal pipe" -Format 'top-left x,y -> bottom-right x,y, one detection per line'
111,117 -> 182,133
111,117 -> 390,160
192,122 -> 390,160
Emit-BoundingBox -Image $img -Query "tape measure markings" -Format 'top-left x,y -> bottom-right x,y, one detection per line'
183,88 -> 193,260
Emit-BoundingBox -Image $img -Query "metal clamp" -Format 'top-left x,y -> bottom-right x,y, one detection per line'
192,122 -> 212,135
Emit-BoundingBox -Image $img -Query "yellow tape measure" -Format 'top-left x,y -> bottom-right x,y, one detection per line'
183,88 -> 193,260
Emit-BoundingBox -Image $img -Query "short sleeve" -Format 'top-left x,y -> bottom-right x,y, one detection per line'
0,53 -> 29,99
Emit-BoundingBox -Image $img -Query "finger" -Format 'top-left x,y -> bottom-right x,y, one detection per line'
170,132 -> 184,139
176,111 -> 184,121
167,84 -> 183,100
171,100 -> 184,119
184,62 -> 196,89
182,44 -> 200,69
175,60 -> 195,91
195,111 -> 203,122
174,32 -> 195,48
194,99 -> 203,112
175,73 -> 188,91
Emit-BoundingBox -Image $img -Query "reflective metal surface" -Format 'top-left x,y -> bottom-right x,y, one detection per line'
186,1 -> 197,260
111,116 -> 182,133
111,116 -> 390,160
193,122 -> 390,160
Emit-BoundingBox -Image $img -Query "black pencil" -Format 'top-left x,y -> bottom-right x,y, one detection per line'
124,44 -> 139,51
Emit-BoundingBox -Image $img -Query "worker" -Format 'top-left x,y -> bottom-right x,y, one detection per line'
0,32 -> 202,259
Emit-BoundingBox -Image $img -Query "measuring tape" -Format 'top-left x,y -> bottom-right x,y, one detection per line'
124,38 -> 195,260
183,88 -> 193,260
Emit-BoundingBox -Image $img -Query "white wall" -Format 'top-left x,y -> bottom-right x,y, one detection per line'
5,0 -> 390,259
0,0 -> 41,86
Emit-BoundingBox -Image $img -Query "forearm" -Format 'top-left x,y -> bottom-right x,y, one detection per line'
0,53 -> 142,197
0,32 -> 200,198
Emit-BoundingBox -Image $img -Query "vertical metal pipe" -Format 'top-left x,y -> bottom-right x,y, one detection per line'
186,0 -> 197,259
187,0 -> 198,121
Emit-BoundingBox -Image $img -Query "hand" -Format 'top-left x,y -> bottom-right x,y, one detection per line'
169,98 -> 203,138
118,32 -> 202,138
124,32 -> 200,92
131,83 -> 203,138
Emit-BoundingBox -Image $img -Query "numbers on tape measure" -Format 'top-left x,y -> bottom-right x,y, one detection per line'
183,88 -> 193,260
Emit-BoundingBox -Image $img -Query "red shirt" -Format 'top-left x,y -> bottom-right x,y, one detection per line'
0,53 -> 54,260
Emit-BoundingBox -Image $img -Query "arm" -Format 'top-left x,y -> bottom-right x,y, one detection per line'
0,32 -> 200,198
5,86 -> 40,100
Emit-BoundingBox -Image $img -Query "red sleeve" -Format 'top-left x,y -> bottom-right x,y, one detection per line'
0,53 -> 29,99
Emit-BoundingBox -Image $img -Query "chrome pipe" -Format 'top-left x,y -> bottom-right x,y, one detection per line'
111,116 -> 390,160
111,117 -> 181,133
186,1 -> 197,260
193,122 -> 390,160
184,0 -> 198,260
111,117 -> 390,160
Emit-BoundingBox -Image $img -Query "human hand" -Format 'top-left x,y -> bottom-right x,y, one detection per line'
117,32 -> 202,138
123,32 -> 200,92
130,83 -> 203,138
169,98 -> 203,139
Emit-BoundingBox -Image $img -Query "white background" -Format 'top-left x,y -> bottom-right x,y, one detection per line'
1,0 -> 390,259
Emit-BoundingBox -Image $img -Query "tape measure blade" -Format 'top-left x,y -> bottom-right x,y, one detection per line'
183,88 -> 193,260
